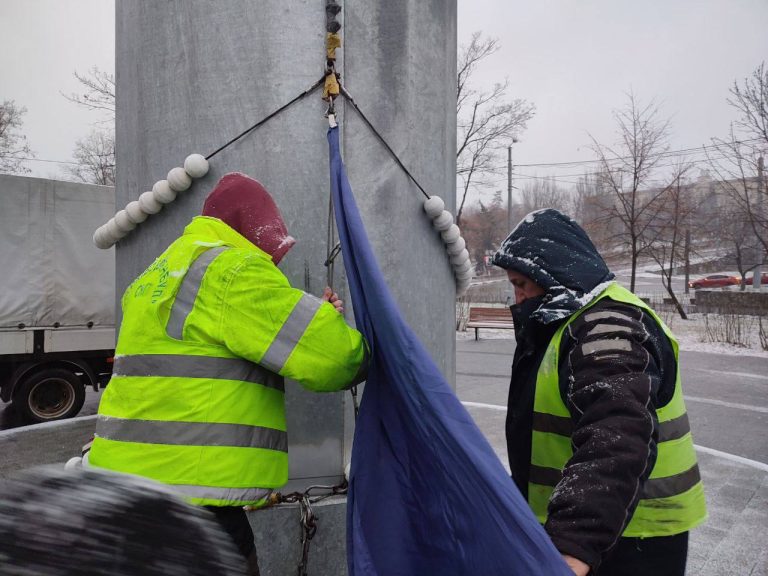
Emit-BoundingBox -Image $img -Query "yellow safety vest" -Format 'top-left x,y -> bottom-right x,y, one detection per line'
528,282 -> 707,537
90,216 -> 367,507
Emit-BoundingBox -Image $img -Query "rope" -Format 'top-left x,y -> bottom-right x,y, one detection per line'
339,87 -> 432,200
205,77 -> 326,161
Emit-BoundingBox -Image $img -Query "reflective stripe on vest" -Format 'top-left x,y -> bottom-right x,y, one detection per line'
96,415 -> 288,452
529,282 -> 707,537
260,293 -> 323,373
113,354 -> 285,392
532,411 -> 693,443
170,484 -> 272,504
167,246 -> 227,340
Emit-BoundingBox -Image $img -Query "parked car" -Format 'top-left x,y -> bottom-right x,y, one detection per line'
744,272 -> 768,286
687,274 -> 739,289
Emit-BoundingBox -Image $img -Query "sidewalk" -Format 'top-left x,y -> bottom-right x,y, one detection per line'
456,338 -> 768,576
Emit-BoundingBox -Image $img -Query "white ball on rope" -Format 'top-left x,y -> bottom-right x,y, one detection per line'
446,236 -> 466,256
93,226 -> 112,250
100,222 -> 120,246
167,167 -> 192,192
105,218 -> 124,243
139,190 -> 163,214
456,268 -> 474,281
450,248 -> 470,267
423,195 -> 445,218
125,200 -> 148,224
454,259 -> 473,274
441,224 -> 460,244
152,180 -> 177,204
432,210 -> 454,231
184,154 -> 210,179
114,209 -> 137,233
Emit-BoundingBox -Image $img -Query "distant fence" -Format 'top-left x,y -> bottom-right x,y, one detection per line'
694,290 -> 768,316
456,278 -> 767,331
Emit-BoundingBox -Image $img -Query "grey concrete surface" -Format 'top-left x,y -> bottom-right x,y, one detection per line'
249,496 -> 347,576
0,415 -> 95,479
112,2 -> 455,573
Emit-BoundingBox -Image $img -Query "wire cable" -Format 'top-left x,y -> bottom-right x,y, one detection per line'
340,87 -> 431,200
205,77 -> 326,160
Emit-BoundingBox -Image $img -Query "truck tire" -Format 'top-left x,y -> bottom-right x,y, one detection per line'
14,368 -> 86,424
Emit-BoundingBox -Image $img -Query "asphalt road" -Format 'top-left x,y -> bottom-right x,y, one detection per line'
456,336 -> 768,576
456,339 -> 768,466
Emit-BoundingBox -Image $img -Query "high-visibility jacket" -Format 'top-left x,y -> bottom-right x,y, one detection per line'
528,282 -> 707,537
90,216 -> 368,507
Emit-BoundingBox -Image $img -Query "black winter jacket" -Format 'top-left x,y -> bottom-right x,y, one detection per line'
507,297 -> 677,570
493,209 -> 679,571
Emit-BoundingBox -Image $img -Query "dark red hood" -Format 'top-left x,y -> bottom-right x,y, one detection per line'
202,173 -> 296,264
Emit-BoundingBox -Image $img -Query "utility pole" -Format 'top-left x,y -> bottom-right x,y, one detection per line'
684,228 -> 690,295
507,138 -> 519,232
755,156 -> 764,290
507,146 -> 513,232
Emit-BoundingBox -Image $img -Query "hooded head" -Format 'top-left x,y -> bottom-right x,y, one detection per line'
202,173 -> 296,264
492,208 -> 614,323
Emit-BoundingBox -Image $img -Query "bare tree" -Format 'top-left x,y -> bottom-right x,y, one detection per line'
65,129 -> 115,186
62,67 -> 116,185
643,163 -> 696,319
728,62 -> 768,147
572,171 -> 615,252
518,176 -> 572,214
705,129 -> 767,255
62,67 -> 116,118
709,63 -> 768,280
590,92 -> 671,291
456,32 -> 534,226
0,100 -> 34,174
461,191 -> 508,274
716,201 -> 758,290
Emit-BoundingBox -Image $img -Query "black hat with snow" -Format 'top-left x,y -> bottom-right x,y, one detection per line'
492,208 -> 615,323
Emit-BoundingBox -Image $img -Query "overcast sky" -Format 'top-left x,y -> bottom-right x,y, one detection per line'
2,1 -> 766,203
458,0 -> 768,201
1,0 -> 114,179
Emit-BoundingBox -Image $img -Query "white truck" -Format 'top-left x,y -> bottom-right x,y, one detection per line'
0,175 -> 115,423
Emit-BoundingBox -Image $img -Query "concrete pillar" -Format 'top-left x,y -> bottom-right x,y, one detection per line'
115,1 -> 456,571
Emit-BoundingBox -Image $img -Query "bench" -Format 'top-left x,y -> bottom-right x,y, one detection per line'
466,306 -> 514,340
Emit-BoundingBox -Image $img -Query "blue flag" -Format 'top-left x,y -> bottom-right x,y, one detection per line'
328,126 -> 571,576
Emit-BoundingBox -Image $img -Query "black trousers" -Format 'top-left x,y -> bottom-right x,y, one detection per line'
205,505 -> 256,559
596,532 -> 688,576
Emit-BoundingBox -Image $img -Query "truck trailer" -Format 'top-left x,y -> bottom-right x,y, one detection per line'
0,175 -> 115,423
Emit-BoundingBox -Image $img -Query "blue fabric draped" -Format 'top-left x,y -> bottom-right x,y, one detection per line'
327,126 -> 571,576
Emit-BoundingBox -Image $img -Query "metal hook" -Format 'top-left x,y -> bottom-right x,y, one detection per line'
324,242 -> 341,267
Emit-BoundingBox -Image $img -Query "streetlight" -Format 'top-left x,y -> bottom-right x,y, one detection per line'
507,137 -> 519,232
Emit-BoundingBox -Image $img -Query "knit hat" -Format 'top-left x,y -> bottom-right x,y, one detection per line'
202,172 -> 296,264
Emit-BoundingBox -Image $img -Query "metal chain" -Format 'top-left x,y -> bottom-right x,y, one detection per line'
252,482 -> 348,576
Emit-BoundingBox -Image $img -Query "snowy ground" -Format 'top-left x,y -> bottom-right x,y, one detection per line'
457,312 -> 768,359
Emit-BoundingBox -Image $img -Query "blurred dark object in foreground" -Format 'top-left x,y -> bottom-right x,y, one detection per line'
0,466 -> 246,576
